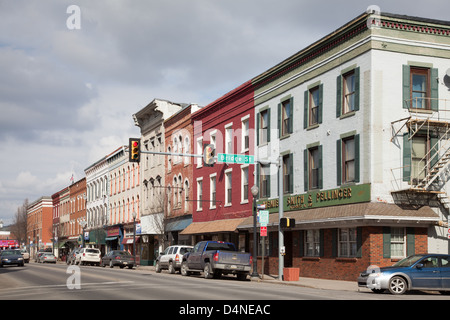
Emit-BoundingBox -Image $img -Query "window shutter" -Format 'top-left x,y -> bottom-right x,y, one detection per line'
304,149 -> 308,192
383,227 -> 391,258
406,227 -> 415,256
289,97 -> 294,134
403,133 -> 411,182
278,103 -> 281,138
356,227 -> 363,258
289,153 -> 293,193
318,84 -> 323,124
431,68 -> 439,111
336,75 -> 342,117
354,67 -> 360,111
402,65 -> 411,109
299,230 -> 304,257
256,112 -> 260,146
430,135 -> 439,168
355,134 -> 360,183
336,139 -> 342,186
267,108 -> 271,143
331,229 -> 338,258
318,145 -> 323,189
304,90 -> 308,129
320,229 -> 325,257
256,164 -> 260,195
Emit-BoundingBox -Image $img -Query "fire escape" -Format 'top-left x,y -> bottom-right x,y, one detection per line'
390,98 -> 450,209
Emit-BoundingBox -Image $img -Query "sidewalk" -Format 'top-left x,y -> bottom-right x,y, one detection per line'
136,265 -> 365,292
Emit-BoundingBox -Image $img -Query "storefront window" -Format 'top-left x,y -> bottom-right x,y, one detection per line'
305,230 -> 320,257
338,228 -> 357,257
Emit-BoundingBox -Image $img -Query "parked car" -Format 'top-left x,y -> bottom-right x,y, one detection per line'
67,248 -> 81,265
101,250 -> 135,269
358,254 -> 450,294
181,241 -> 251,280
35,251 -> 47,263
77,248 -> 101,266
20,249 -> 30,263
155,245 -> 193,274
40,253 -> 57,264
0,249 -> 24,267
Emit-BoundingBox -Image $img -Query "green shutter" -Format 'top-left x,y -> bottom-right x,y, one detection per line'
304,90 -> 308,129
304,149 -> 308,192
403,133 -> 411,182
356,227 -> 363,258
256,112 -> 260,146
354,67 -> 360,111
336,139 -> 342,186
289,97 -> 294,134
336,75 -> 342,117
319,229 -> 325,257
331,229 -> 338,257
267,108 -> 271,143
299,230 -> 304,257
318,145 -> 323,189
278,103 -> 281,138
402,65 -> 411,109
355,134 -> 360,183
383,227 -> 391,258
406,227 -> 415,256
431,68 -> 439,111
318,84 -> 323,124
289,153 -> 293,193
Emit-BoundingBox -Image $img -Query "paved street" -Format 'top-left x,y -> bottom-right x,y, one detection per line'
1,262 -> 450,302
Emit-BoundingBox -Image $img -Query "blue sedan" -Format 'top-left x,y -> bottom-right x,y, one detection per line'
358,254 -> 450,294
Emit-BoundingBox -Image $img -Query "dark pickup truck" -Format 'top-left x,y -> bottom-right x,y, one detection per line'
180,241 -> 252,280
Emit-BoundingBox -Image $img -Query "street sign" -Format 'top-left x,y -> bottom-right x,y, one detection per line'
260,226 -> 267,237
259,210 -> 269,226
217,153 -> 254,164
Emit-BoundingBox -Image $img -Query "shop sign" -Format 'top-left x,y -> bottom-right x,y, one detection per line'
258,183 -> 371,213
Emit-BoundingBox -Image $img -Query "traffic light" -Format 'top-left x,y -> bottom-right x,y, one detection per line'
203,144 -> 215,166
280,217 -> 295,229
129,138 -> 141,163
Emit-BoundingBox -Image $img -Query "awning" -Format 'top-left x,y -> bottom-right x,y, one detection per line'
122,236 -> 140,244
180,218 -> 247,235
166,216 -> 192,232
237,202 -> 440,229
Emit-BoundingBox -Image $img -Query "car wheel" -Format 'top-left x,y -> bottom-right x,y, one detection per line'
204,262 -> 213,279
389,276 -> 408,295
155,261 -> 161,273
181,261 -> 190,276
168,262 -> 175,274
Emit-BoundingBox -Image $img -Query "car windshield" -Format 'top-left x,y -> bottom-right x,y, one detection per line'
2,250 -> 20,256
116,251 -> 131,256
86,249 -> 99,253
393,255 -> 425,267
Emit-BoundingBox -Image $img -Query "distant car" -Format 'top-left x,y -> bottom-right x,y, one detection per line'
358,254 -> 450,295
67,248 -> 81,265
40,253 -> 57,264
101,250 -> 135,269
0,249 -> 24,267
155,245 -> 193,274
77,248 -> 101,266
35,252 -> 47,263
20,249 -> 30,263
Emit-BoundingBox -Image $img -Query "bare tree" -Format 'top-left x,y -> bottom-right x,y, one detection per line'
10,199 -> 28,245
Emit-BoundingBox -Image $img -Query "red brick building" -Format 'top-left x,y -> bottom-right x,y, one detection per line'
27,196 -> 53,258
164,104 -> 196,245
181,81 -> 256,249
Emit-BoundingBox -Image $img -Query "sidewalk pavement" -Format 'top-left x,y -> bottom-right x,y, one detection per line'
136,265 -> 367,292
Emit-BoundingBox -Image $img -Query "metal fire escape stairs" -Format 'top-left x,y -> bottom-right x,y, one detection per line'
390,100 -> 450,210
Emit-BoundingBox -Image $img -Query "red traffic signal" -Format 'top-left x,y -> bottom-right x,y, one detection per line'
129,138 -> 141,163
203,144 -> 215,166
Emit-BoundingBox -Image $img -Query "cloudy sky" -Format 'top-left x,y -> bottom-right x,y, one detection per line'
0,0 -> 448,225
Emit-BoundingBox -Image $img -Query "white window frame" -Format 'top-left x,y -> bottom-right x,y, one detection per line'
241,165 -> 249,204
196,137 -> 203,168
196,177 -> 203,211
209,173 -> 217,209
241,114 -> 250,153
225,168 -> 232,206
391,227 -> 406,258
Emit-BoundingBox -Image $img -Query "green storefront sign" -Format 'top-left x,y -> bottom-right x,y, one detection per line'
257,183 -> 371,213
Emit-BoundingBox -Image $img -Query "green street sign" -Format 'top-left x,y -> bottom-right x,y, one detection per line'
217,153 -> 254,164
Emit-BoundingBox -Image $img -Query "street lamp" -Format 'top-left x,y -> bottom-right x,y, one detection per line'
132,211 -> 137,267
250,185 -> 259,279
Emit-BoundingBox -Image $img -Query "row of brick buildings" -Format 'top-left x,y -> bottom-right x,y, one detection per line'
28,11 -> 450,280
